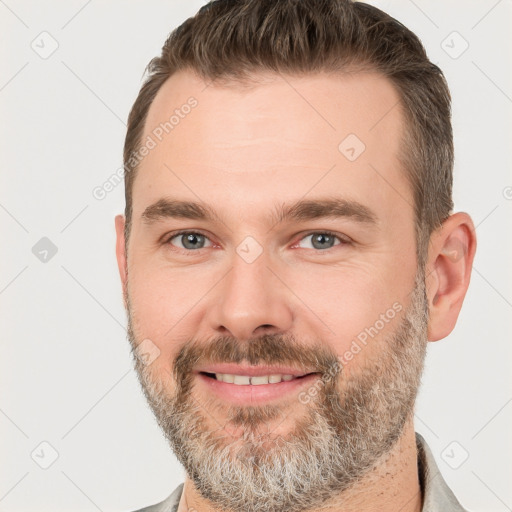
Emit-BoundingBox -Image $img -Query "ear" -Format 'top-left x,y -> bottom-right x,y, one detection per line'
425,212 -> 477,341
115,215 -> 128,305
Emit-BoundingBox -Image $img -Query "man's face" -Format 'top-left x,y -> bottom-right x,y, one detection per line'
119,70 -> 428,511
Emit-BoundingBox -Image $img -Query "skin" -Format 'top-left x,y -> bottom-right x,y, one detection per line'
115,69 -> 476,512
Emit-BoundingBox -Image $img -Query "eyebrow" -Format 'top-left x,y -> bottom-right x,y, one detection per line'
141,196 -> 378,227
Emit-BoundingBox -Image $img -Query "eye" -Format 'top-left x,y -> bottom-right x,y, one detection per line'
165,231 -> 213,251
296,231 -> 348,251
163,230 -> 349,254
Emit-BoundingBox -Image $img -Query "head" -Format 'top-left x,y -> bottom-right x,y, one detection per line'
115,1 -> 476,511
122,0 -> 455,270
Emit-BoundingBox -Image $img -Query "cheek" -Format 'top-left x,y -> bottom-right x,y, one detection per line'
129,259 -> 202,324
290,266 -> 405,362
127,264 -> 216,364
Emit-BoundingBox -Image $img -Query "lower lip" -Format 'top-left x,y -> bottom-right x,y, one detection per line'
196,372 -> 321,405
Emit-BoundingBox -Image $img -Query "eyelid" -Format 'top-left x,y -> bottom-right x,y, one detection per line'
163,229 -> 351,253
164,229 -> 214,250
291,230 -> 352,249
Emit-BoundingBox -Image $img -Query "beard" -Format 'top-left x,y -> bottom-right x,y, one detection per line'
125,268 -> 428,512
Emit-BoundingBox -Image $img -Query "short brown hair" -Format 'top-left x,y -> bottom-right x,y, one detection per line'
123,0 -> 453,269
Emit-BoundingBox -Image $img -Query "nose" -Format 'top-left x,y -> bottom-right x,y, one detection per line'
207,251 -> 294,341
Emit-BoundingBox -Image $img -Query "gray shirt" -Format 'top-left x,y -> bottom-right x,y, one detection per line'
129,432 -> 469,512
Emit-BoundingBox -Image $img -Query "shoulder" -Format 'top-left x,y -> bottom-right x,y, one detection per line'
416,433 -> 470,512
126,483 -> 184,512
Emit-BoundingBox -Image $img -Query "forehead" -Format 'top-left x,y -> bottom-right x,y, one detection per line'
143,68 -> 404,150
133,69 -> 411,226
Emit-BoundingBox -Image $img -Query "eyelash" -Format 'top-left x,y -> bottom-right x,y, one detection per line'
162,229 -> 351,254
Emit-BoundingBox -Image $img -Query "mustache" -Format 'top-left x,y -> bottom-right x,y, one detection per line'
171,333 -> 341,382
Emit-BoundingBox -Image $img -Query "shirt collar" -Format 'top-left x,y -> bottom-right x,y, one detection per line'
416,432 -> 468,512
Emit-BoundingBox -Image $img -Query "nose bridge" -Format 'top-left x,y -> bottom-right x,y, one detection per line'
209,243 -> 294,340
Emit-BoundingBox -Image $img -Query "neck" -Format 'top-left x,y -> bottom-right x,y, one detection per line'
177,420 -> 422,512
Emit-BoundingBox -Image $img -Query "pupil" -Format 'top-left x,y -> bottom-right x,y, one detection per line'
313,233 -> 333,250
183,233 -> 203,249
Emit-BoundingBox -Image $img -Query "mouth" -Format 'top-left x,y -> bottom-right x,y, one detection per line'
196,370 -> 322,405
199,371 -> 315,385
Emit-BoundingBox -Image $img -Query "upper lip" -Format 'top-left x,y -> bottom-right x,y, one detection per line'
194,364 -> 317,377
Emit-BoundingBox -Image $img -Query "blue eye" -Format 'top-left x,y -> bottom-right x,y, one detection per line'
163,230 -> 349,254
166,231 -> 212,250
297,231 -> 344,250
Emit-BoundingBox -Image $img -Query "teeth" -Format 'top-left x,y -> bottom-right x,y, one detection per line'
233,375 -> 250,385
215,373 -> 297,385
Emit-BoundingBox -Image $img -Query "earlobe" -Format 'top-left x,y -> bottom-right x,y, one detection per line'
114,215 -> 128,301
425,212 -> 477,341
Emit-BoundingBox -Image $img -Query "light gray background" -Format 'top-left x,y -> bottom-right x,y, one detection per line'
1,1 -> 511,511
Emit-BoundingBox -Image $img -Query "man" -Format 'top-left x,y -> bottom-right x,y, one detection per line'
115,1 -> 476,511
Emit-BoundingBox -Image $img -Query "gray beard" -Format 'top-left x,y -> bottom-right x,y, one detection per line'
126,269 -> 428,512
